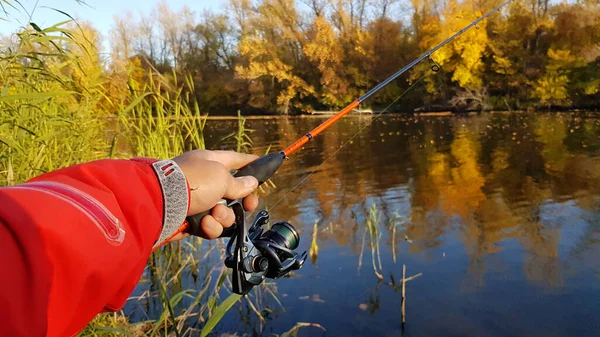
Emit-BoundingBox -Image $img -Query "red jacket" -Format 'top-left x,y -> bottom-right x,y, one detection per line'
0,158 -> 190,337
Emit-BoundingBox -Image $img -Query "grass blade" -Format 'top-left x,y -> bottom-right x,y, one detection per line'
200,293 -> 242,337
0,91 -> 75,101
120,92 -> 152,115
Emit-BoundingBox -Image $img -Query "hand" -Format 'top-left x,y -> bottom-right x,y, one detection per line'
171,150 -> 260,240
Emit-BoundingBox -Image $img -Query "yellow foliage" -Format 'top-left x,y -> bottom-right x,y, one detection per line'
354,29 -> 373,59
419,16 -> 442,52
492,55 -> 515,75
534,73 -> 570,103
65,22 -> 104,91
534,48 -> 576,105
304,16 -> 347,107
584,79 -> 600,95
429,0 -> 490,89
304,17 -> 341,65
236,36 -> 316,113
546,48 -> 576,70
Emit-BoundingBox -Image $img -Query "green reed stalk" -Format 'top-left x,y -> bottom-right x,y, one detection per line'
366,203 -> 383,280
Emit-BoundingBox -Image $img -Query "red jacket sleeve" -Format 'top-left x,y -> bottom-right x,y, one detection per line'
0,158 -> 188,337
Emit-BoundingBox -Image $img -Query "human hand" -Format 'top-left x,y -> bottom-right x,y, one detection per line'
171,150 -> 260,240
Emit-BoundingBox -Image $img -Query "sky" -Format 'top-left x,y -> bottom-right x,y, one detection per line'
0,0 -> 226,45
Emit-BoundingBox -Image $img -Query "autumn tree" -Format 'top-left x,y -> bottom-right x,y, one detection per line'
103,0 -> 600,114
234,0 -> 316,114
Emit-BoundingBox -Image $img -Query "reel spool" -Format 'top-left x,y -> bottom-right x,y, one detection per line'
223,203 -> 306,295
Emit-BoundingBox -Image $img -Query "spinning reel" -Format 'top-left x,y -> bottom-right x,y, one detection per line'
221,200 -> 307,295
184,153 -> 306,295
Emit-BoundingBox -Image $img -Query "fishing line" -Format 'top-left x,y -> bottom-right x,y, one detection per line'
267,71 -> 434,213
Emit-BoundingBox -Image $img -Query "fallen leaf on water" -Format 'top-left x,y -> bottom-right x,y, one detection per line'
312,294 -> 325,303
359,304 -> 368,310
299,295 -> 326,303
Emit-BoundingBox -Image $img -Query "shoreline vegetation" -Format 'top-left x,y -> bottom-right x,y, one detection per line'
1,0 -> 599,117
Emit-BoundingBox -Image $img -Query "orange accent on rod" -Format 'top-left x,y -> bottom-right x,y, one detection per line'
151,222 -> 190,252
283,100 -> 360,156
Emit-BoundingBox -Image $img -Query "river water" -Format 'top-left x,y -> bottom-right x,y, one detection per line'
128,112 -> 600,337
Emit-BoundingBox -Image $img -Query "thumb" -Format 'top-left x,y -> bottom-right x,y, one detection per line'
224,175 -> 259,200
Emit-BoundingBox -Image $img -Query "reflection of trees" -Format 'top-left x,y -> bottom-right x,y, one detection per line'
441,127 -> 487,216
570,207 -> 600,279
405,118 -> 454,254
212,114 -> 600,288
519,224 -> 562,286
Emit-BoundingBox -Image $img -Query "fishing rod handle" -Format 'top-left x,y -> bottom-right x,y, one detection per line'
184,152 -> 286,238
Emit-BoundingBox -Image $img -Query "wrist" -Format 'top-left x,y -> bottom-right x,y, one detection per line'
132,158 -> 190,247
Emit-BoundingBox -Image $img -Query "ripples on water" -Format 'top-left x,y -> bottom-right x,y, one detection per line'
131,112 -> 600,337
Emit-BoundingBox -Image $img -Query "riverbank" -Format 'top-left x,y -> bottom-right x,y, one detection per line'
196,109 -> 599,120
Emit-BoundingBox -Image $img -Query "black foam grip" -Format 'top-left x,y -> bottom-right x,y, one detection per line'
184,152 -> 285,237
233,152 -> 285,183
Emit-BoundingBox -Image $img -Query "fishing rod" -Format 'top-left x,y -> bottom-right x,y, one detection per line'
179,0 -> 514,295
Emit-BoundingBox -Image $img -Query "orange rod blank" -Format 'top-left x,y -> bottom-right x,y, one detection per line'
282,100 -> 360,156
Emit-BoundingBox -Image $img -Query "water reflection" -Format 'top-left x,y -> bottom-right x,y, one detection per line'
240,113 -> 598,334
134,112 -> 600,336
245,114 -> 598,281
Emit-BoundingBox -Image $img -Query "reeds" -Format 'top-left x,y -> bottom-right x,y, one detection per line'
117,72 -> 207,159
388,212 -> 406,264
358,203 -> 384,280
0,17 -> 308,337
1,21 -> 111,184
224,110 -> 254,153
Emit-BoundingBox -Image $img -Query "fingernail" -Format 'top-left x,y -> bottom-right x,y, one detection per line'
240,176 -> 258,188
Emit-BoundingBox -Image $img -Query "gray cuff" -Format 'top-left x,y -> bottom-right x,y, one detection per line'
151,160 -> 189,247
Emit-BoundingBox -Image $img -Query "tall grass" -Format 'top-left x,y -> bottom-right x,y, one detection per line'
0,22 -> 112,184
117,71 -> 207,159
358,203 -> 384,280
220,110 -> 253,153
0,19 -> 269,337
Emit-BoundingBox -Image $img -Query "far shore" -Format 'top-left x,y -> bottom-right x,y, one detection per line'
202,109 -> 597,120
100,109 -> 599,121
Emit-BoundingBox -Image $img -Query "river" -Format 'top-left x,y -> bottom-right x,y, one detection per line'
126,112 -> 600,337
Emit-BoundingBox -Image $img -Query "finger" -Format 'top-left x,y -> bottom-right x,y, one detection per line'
211,203 -> 235,228
223,175 -> 259,200
243,194 -> 259,211
205,150 -> 259,170
173,150 -> 258,171
200,215 -> 224,239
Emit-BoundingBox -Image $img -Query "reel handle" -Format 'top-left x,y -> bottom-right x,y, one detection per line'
184,152 -> 285,237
